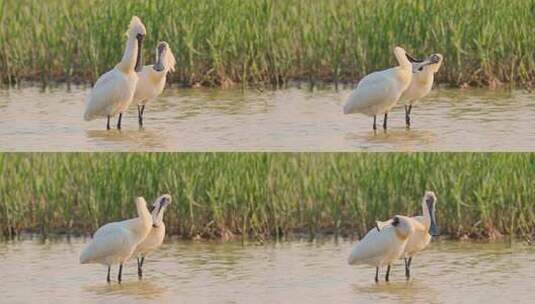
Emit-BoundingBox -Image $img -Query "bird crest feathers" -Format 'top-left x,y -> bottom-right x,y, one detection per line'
126,16 -> 146,37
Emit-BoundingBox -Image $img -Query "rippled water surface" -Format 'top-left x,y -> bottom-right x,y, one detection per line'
1,238 -> 534,303
0,85 -> 534,151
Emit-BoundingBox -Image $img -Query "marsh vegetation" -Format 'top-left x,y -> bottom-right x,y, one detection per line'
1,0 -> 534,87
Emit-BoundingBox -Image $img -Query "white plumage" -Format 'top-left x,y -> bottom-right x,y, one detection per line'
132,194 -> 172,277
79,196 -> 153,282
84,16 -> 147,130
375,191 -> 439,279
402,191 -> 439,278
133,41 -> 176,126
343,46 -> 413,130
348,215 -> 414,282
401,54 -> 443,127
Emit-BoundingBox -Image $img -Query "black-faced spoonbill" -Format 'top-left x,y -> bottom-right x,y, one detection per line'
403,191 -> 439,278
348,215 -> 415,282
79,197 -> 153,282
83,16 -> 146,130
376,191 -> 439,279
401,54 -> 443,127
132,194 -> 172,278
343,47 -> 438,130
133,42 -> 176,126
343,47 -> 412,130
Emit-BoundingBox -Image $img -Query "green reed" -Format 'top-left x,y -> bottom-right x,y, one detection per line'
1,153 -> 534,240
0,0 -> 534,87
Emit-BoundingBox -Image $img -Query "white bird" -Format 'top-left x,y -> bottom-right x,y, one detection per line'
376,191 -> 439,279
80,197 -> 153,282
343,47 -> 439,130
84,16 -> 147,130
348,215 -> 415,282
133,41 -> 176,126
132,194 -> 172,278
401,54 -> 443,127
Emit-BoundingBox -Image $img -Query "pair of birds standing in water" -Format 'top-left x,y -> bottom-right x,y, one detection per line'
83,16 -> 176,130
80,191 -> 438,283
79,194 -> 172,282
83,17 -> 441,132
348,191 -> 439,282
343,47 -> 443,130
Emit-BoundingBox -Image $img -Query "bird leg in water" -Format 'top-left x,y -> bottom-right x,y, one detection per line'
137,257 -> 145,278
106,116 -> 111,130
383,113 -> 388,130
107,266 -> 111,283
118,263 -> 123,282
405,105 -> 412,128
404,257 -> 413,278
385,264 -> 391,281
375,267 -> 379,283
138,105 -> 145,126
373,116 -> 377,130
117,113 -> 123,130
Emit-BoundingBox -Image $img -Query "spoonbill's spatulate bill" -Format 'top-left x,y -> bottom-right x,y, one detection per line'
79,197 -> 152,282
402,54 -> 443,127
348,215 -> 415,282
132,194 -> 172,278
83,16 -> 146,130
343,47 -> 413,130
133,42 -> 176,126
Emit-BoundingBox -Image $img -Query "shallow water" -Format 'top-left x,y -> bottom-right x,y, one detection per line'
1,238 -> 534,303
0,85 -> 534,151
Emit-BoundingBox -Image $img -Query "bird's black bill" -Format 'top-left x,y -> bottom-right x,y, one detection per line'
406,53 -> 423,63
135,34 -> 145,72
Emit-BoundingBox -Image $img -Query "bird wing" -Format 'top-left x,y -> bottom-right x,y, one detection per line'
348,226 -> 397,264
344,69 -> 398,113
84,69 -> 129,120
80,222 -> 132,263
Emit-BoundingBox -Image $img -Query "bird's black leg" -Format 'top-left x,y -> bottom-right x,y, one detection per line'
383,113 -> 388,130
107,266 -> 111,283
138,256 -> 145,278
106,116 -> 111,130
385,264 -> 391,282
375,267 -> 379,283
118,263 -> 123,283
405,105 -> 412,128
138,105 -> 143,126
373,116 -> 377,130
117,113 -> 123,130
404,257 -> 410,278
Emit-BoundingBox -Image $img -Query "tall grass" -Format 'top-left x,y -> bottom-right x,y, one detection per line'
1,153 -> 534,240
0,0 -> 534,87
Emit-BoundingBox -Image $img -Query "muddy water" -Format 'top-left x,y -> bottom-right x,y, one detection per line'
0,85 -> 533,151
1,238 -> 534,303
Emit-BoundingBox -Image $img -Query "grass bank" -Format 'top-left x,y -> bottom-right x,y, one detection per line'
1,0 -> 534,87
1,153 -> 534,240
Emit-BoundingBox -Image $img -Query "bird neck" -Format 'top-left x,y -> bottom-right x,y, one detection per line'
136,201 -> 152,227
394,52 -> 412,71
117,35 -> 139,74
